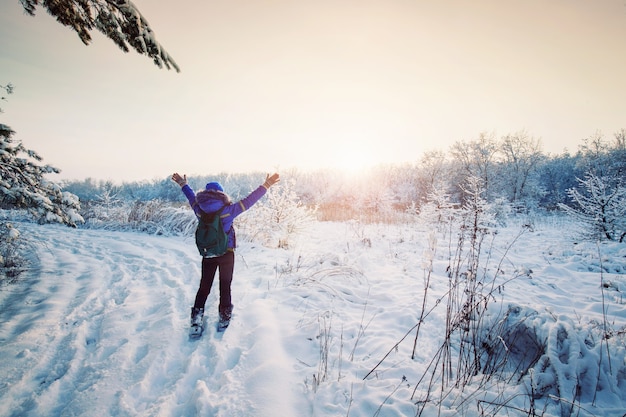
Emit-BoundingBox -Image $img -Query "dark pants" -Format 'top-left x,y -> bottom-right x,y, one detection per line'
194,251 -> 234,314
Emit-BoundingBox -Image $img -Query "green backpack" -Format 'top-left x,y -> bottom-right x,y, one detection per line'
195,207 -> 228,257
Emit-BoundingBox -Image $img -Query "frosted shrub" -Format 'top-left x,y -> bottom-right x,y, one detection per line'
559,173 -> 626,242
81,189 -> 127,227
123,200 -> 171,234
82,200 -> 196,236
237,179 -> 316,248
416,188 -> 459,236
82,200 -> 129,229
156,206 -> 197,236
475,304 -> 626,416
0,222 -> 28,282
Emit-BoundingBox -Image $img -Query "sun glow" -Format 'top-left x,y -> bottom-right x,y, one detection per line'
328,145 -> 377,177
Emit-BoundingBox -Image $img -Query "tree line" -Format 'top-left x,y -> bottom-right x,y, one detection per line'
61,129 -> 626,234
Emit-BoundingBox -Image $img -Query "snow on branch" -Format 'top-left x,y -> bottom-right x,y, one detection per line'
0,123 -> 83,226
21,0 -> 180,72
559,173 -> 626,242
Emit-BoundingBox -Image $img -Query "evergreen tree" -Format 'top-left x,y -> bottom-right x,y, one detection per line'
0,83 -> 14,108
0,123 -> 83,226
19,0 -> 179,71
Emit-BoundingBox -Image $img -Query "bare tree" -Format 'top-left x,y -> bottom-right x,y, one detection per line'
615,129 -> 626,150
499,131 -> 543,204
576,131 -> 612,177
611,129 -> 626,183
450,132 -> 499,202
415,150 -> 448,205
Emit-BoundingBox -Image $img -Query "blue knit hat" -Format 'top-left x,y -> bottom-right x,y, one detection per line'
205,181 -> 224,192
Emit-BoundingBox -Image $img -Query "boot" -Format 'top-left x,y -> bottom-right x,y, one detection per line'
218,305 -> 233,331
190,307 -> 204,327
219,304 -> 233,322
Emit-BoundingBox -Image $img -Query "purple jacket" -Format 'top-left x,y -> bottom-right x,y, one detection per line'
181,184 -> 267,250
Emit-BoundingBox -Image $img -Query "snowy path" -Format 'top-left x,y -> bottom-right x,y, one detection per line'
1,219 -> 625,417
0,223 -> 300,417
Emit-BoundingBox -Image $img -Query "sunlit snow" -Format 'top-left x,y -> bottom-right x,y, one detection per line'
0,217 -> 624,416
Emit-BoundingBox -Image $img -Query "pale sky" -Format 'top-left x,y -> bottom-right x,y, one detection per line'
1,0 -> 626,182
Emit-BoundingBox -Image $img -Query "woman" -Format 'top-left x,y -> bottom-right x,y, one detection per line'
172,172 -> 280,334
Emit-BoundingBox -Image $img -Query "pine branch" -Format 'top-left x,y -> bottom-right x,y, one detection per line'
21,0 -> 179,72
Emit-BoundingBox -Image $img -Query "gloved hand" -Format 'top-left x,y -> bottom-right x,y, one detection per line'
263,173 -> 280,189
172,173 -> 187,187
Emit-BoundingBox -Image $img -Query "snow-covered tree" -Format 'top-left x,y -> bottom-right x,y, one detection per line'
575,130 -> 626,190
497,131 -> 543,206
19,0 -> 179,71
0,123 -> 83,226
413,150 -> 448,206
559,173 -> 626,242
536,151 -> 579,210
0,83 -> 14,112
449,132 -> 499,203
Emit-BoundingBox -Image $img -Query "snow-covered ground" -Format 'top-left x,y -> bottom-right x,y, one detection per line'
0,218 -> 625,417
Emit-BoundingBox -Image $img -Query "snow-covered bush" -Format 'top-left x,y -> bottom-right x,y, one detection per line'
0,222 -> 28,282
559,173 -> 626,242
236,179 -> 317,248
415,187 -> 459,238
82,199 -> 196,236
431,302 -> 626,416
127,200 -> 196,235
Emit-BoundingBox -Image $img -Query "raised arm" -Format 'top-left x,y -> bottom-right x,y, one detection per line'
172,173 -> 187,187
262,173 -> 280,189
171,172 -> 197,210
